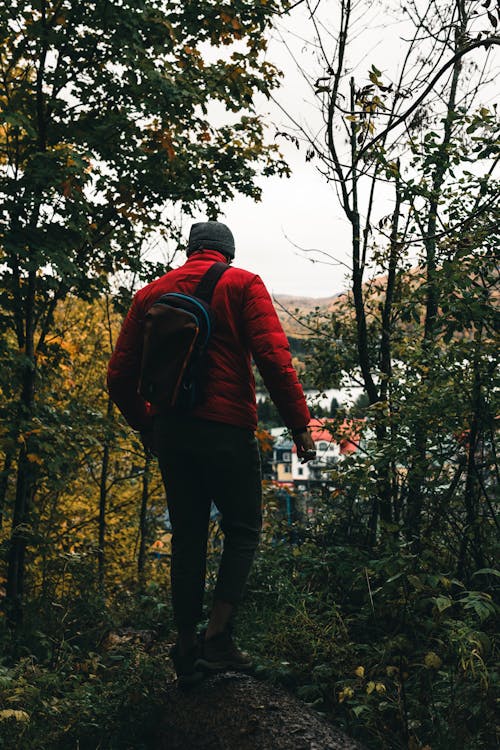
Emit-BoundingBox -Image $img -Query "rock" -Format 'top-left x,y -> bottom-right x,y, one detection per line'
156,672 -> 365,750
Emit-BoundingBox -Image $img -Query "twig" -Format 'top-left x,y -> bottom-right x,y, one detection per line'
357,37 -> 500,161
365,567 -> 375,613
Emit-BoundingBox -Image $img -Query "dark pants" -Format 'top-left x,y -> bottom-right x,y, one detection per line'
154,414 -> 262,628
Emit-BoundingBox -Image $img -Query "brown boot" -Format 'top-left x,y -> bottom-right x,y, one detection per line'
195,630 -> 253,672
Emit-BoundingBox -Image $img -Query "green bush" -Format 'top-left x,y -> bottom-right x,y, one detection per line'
238,489 -> 498,750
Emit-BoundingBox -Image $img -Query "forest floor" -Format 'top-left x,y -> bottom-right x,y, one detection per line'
107,629 -> 366,750
158,670 -> 366,750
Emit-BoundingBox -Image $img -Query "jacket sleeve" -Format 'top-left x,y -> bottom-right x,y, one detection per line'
242,275 -> 310,432
106,293 -> 152,432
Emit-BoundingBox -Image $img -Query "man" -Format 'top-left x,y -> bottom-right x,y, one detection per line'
107,221 -> 315,686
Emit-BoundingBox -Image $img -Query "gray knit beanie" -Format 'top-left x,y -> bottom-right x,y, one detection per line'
187,221 -> 235,259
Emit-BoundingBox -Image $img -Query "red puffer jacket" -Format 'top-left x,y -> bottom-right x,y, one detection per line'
107,249 -> 310,433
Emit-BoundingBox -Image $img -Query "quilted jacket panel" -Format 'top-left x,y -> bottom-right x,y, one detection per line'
107,250 -> 310,432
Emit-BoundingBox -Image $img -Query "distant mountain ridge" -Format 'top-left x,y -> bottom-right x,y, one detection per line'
273,293 -> 342,310
273,292 -> 343,337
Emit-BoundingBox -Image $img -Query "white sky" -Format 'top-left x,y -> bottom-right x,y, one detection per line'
195,2 -> 411,298
165,2 -> 497,298
193,4 -> 355,299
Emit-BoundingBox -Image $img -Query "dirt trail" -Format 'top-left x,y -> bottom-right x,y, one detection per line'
156,672 -> 365,750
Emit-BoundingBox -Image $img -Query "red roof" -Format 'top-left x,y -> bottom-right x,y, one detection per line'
291,418 -> 364,455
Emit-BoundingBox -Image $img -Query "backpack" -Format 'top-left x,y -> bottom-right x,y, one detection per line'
138,261 -> 229,411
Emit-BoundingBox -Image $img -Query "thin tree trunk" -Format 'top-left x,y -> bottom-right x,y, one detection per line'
98,397 -> 113,593
376,163 -> 403,528
0,451 -> 13,529
137,456 -> 150,587
4,2 -> 50,624
457,327 -> 485,577
349,77 -> 396,538
6,448 -> 34,622
6,271 -> 37,622
406,11 -> 466,544
380,161 -> 401,399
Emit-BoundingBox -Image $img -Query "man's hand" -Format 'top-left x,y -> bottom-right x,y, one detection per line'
293,428 -> 316,464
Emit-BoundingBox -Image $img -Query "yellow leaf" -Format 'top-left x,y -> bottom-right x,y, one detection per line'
424,652 -> 442,670
366,681 -> 375,694
26,453 -> 43,465
339,686 -> 354,702
375,682 -> 386,694
354,666 -> 365,678
0,709 -> 30,722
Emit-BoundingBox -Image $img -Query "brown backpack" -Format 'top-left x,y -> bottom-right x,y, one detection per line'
138,262 -> 229,410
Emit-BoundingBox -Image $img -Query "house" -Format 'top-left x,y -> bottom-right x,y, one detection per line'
270,419 -> 363,489
270,430 -> 294,486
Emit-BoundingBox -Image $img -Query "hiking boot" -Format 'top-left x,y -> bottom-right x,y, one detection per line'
169,641 -> 204,688
195,630 -> 253,672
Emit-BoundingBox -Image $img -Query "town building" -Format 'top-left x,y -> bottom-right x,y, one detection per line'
270,418 -> 363,489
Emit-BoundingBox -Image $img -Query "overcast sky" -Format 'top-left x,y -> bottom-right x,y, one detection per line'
183,2 -> 413,298
166,2 -> 496,299
198,4 -> 353,299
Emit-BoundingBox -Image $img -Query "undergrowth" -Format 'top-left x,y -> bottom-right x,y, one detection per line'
0,492 -> 497,749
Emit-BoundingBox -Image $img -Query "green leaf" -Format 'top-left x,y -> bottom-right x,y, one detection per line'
434,596 -> 453,613
352,704 -> 370,717
472,568 -> 500,578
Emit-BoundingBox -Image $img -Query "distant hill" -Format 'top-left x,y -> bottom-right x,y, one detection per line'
273,292 -> 344,337
273,266 -> 496,344
272,267 -> 427,337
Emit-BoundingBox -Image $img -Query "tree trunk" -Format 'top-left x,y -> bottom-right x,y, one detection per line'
406,14 -> 465,545
6,447 -> 34,623
0,451 -> 13,529
6,301 -> 37,621
98,397 -> 114,593
347,77 -> 393,541
4,2 -> 50,623
457,327 -> 485,578
137,456 -> 151,587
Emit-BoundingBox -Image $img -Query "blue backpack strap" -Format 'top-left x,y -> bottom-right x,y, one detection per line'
194,262 -> 229,303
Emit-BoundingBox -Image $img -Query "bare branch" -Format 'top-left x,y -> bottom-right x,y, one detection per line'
357,37 -> 500,161
283,231 -> 353,271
